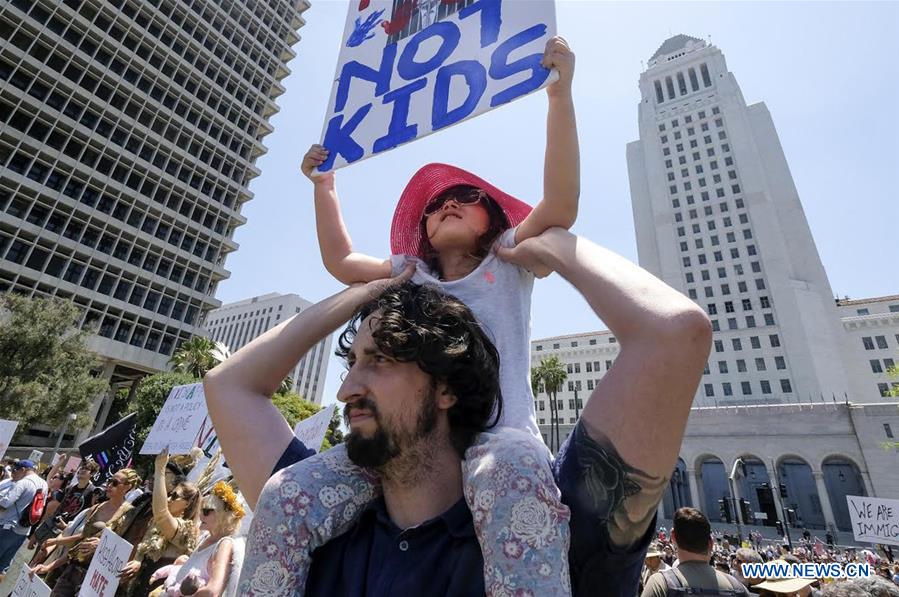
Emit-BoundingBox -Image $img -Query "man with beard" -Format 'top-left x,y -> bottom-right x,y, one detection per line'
206,227 -> 712,596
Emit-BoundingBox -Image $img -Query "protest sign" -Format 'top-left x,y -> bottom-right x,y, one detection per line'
0,419 -> 17,459
27,450 -> 43,464
79,413 -> 137,484
64,456 -> 82,473
319,0 -> 557,171
847,495 -> 899,546
139,383 -> 207,455
78,528 -> 132,597
11,566 -> 51,597
293,404 -> 338,453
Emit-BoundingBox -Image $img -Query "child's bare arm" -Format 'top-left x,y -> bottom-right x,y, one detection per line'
302,145 -> 392,284
516,37 -> 579,244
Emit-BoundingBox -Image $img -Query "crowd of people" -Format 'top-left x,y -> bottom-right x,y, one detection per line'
0,451 -> 246,596
639,507 -> 899,596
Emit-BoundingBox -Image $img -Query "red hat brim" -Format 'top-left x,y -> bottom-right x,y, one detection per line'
390,163 -> 533,258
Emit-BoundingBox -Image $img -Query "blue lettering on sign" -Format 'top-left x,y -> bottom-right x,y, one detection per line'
335,44 -> 398,113
397,22 -> 461,81
489,24 -> 550,107
374,78 -> 428,153
432,60 -> 486,130
459,0 -> 502,48
346,9 -> 386,48
322,0 -> 551,171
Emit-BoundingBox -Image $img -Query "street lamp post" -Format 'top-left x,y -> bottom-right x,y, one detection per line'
53,413 -> 78,451
728,458 -> 744,543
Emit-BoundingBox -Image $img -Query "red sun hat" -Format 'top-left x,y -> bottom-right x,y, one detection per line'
390,163 -> 533,258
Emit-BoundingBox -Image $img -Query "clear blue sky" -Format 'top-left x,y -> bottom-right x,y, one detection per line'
215,1 -> 899,408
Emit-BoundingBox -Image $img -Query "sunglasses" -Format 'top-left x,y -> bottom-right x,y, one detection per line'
168,492 -> 187,502
423,189 -> 486,216
201,507 -> 215,516
107,478 -> 122,487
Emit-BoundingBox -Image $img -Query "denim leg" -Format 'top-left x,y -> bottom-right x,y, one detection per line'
0,530 -> 26,575
238,445 -> 381,596
463,429 -> 572,596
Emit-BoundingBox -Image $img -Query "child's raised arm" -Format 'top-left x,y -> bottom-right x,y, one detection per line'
302,145 -> 392,284
516,37 -> 580,244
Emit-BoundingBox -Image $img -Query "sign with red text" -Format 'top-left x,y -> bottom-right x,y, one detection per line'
0,419 -> 18,459
77,528 -> 132,597
11,566 -> 51,597
293,404 -> 338,453
139,383 -> 207,455
319,0 -> 557,172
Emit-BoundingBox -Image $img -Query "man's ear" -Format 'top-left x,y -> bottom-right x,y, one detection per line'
437,383 -> 458,410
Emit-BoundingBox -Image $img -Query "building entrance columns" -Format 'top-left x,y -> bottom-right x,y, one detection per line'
813,470 -> 838,531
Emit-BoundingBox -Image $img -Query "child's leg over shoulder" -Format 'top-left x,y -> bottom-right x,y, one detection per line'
463,428 -> 572,597
239,445 -> 381,596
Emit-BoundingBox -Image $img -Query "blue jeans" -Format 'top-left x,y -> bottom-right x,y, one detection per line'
0,528 -> 27,574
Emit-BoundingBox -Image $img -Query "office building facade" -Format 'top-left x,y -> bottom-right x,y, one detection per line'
204,292 -> 331,405
0,0 -> 309,441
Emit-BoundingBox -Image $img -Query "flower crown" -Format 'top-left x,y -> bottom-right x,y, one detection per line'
211,481 -> 245,520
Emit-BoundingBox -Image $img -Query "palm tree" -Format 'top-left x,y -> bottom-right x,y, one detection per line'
533,356 -> 567,453
169,337 -> 231,378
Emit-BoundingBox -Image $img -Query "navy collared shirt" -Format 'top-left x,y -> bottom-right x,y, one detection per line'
276,425 -> 654,596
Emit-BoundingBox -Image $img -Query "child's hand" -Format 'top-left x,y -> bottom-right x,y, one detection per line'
543,36 -> 574,99
301,145 -> 336,186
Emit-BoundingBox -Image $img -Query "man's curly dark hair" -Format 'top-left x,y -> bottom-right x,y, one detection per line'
335,282 -> 502,458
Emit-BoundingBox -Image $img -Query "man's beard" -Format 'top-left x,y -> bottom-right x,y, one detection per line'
344,381 -> 439,472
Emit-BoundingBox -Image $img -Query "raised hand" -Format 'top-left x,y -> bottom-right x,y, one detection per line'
543,36 -> 575,99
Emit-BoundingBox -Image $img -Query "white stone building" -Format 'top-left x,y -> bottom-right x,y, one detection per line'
204,292 -> 330,405
837,295 -> 899,399
625,35 -> 872,407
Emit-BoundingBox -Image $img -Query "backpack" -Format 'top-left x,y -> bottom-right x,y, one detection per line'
660,568 -> 745,596
17,481 -> 46,528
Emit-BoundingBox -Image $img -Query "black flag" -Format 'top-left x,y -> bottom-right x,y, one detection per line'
78,412 -> 138,483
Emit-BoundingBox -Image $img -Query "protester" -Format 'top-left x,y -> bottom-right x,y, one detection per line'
31,468 -> 142,596
291,35 -> 581,594
207,225 -> 713,596
641,545 -> 671,592
0,459 -> 48,579
818,576 -> 899,596
30,461 -> 99,558
116,450 -> 201,596
150,480 -> 246,597
641,507 -> 749,596
733,547 -> 765,594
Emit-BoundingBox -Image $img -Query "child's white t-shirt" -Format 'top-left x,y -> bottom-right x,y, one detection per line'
390,227 -> 538,437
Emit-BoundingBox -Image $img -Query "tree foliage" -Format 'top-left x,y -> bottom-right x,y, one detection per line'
0,294 -> 109,436
272,392 -> 344,451
169,337 -> 230,378
531,356 -> 568,453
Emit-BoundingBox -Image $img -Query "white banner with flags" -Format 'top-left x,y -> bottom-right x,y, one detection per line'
77,528 -> 132,597
11,566 -> 51,597
293,404 -> 338,453
847,495 -> 899,546
319,0 -> 557,171
0,419 -> 18,459
140,383 -> 208,455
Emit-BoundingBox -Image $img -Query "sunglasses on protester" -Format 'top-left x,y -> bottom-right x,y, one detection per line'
423,189 -> 487,216
201,507 -> 216,516
107,478 -> 122,487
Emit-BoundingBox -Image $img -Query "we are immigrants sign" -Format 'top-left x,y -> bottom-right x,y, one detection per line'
319,0 -> 557,172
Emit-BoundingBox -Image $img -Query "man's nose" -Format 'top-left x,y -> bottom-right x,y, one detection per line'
337,366 -> 366,404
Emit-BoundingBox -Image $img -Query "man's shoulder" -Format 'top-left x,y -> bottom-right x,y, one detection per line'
641,569 -> 674,597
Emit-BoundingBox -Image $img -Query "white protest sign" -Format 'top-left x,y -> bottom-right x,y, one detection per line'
319,0 -> 557,171
11,566 -> 51,597
0,419 -> 18,459
27,450 -> 43,464
78,528 -> 133,597
139,383 -> 207,455
847,495 -> 899,546
293,404 -> 338,453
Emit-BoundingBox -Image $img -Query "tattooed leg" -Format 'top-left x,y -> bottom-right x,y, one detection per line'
572,423 -> 669,551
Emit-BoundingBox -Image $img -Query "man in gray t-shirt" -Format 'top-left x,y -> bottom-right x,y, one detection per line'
0,459 -> 48,575
642,507 -> 749,597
